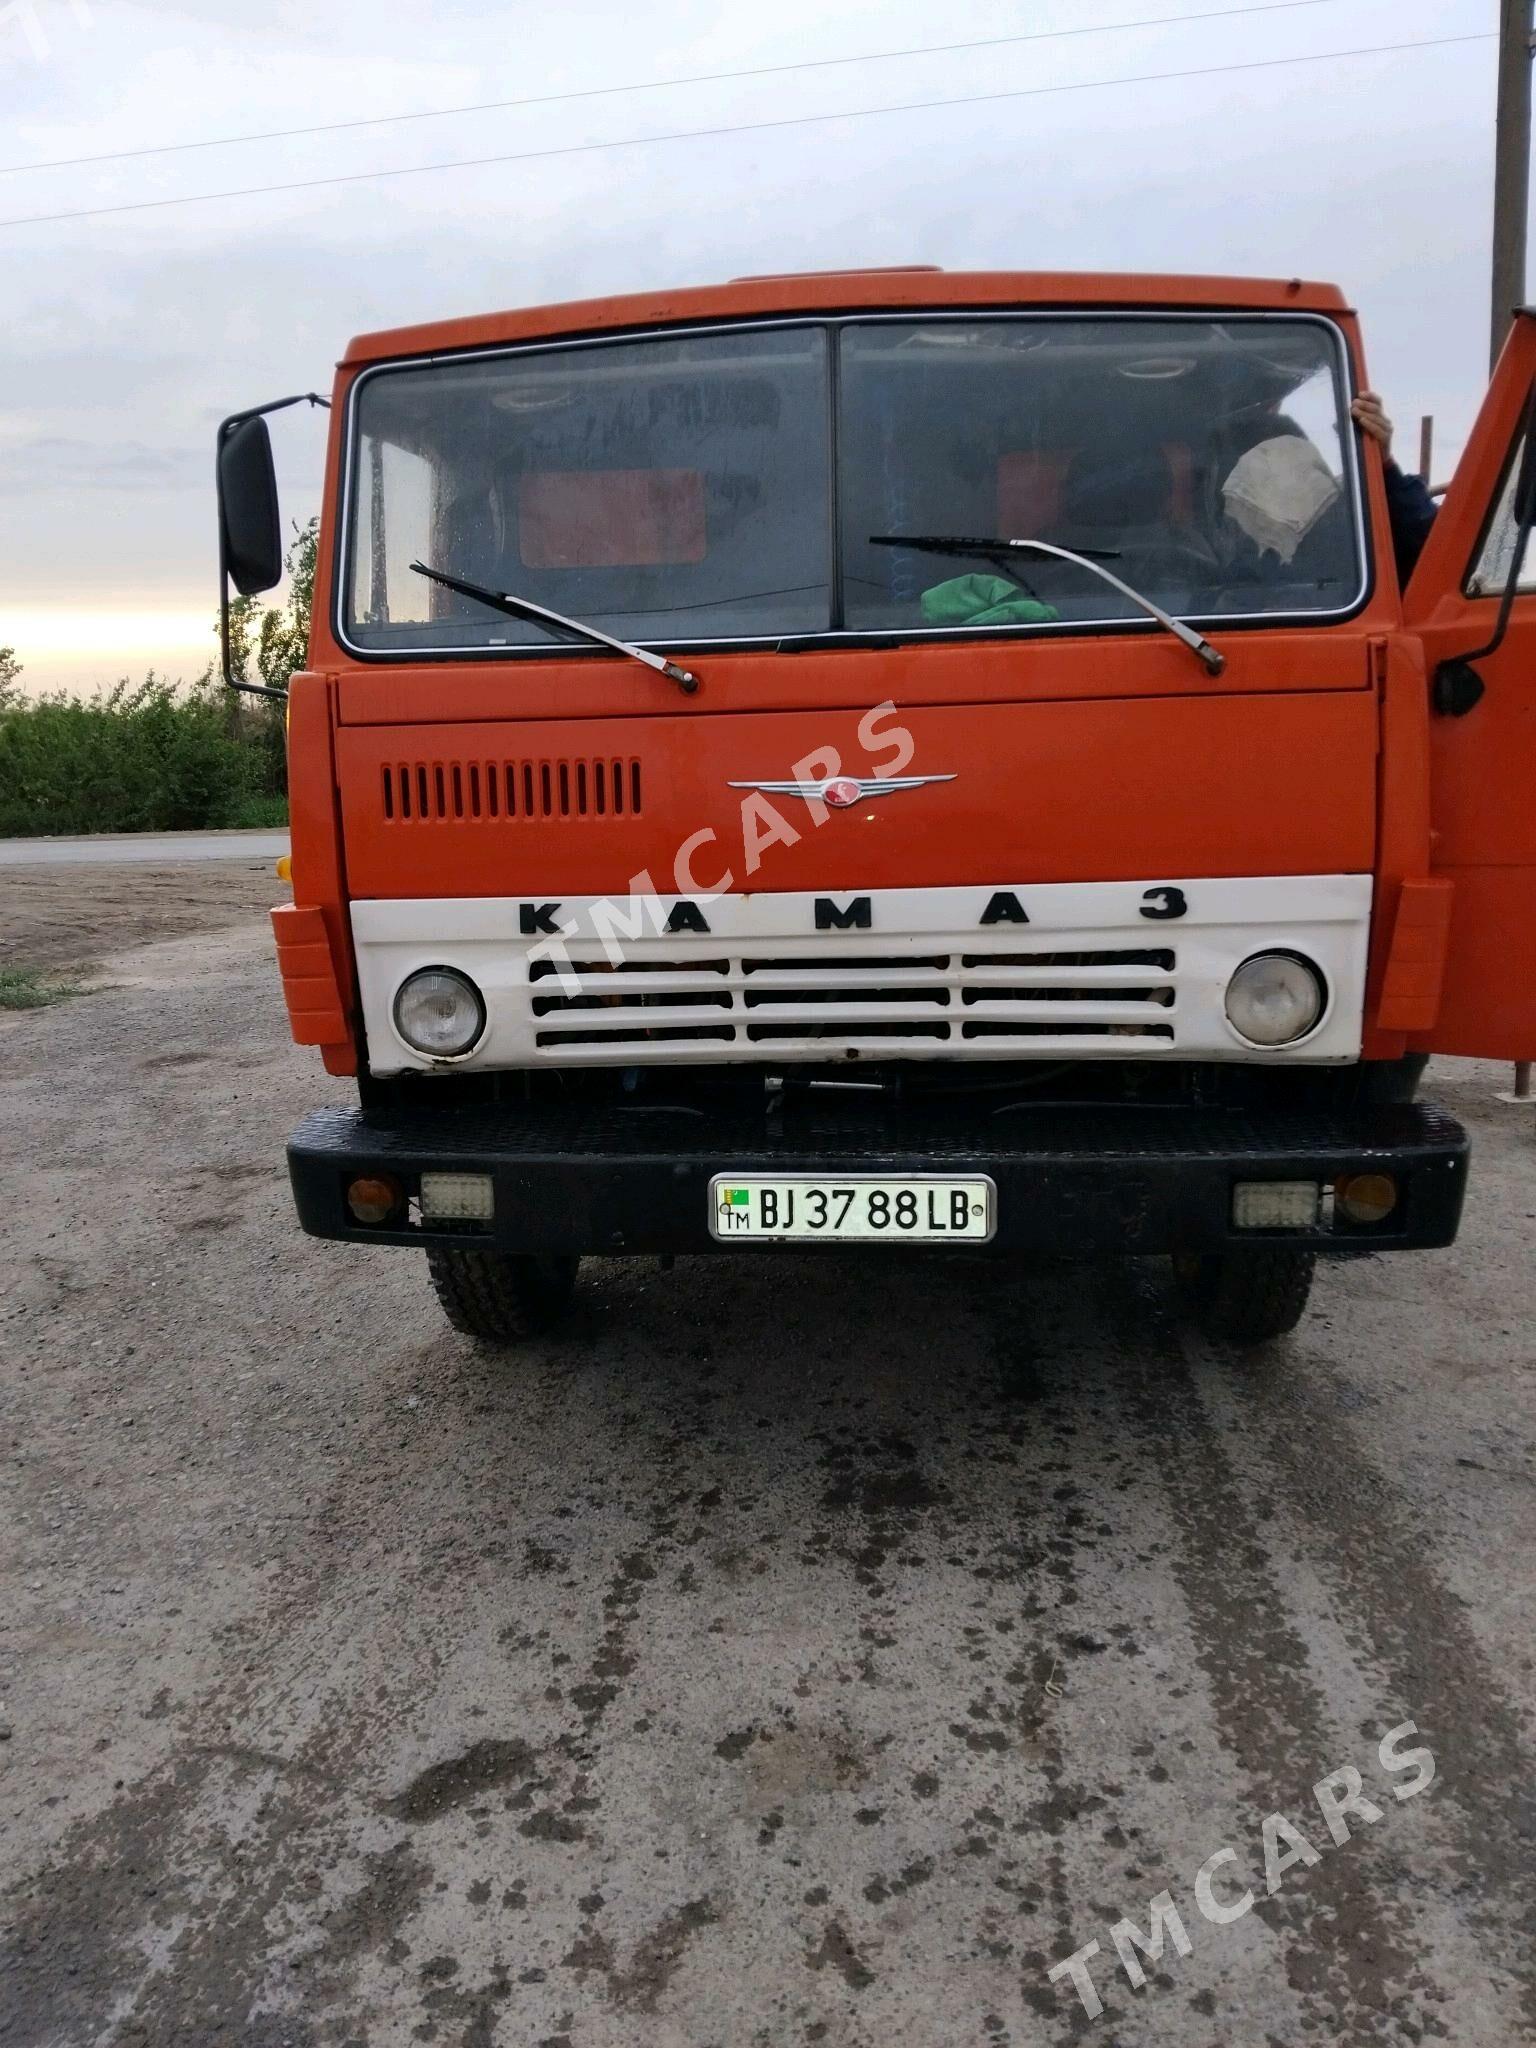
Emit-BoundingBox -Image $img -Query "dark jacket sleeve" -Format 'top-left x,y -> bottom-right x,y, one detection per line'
1382,460 -> 1438,585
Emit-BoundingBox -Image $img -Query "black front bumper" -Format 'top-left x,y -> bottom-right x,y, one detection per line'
287,1097 -> 1468,1257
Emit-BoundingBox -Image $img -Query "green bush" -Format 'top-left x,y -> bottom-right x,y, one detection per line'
0,515 -> 314,838
228,791 -> 290,830
0,672 -> 287,837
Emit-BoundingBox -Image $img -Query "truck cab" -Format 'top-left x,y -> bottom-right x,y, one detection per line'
221,269 -> 1536,1346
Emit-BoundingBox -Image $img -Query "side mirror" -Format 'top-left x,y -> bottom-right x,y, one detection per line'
214,390 -> 327,699
217,413 -> 283,596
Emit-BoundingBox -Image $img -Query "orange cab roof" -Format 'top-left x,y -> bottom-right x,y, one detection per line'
342,269 -> 1352,366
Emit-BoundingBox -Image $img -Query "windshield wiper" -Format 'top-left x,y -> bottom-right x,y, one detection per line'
409,561 -> 700,693
871,533 -> 1225,677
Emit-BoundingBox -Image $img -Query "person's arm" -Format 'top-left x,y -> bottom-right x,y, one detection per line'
1352,393 -> 1438,584
1380,463 -> 1439,583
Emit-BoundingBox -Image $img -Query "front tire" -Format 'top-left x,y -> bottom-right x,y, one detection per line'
426,1248 -> 579,1345
1172,1246 -> 1315,1347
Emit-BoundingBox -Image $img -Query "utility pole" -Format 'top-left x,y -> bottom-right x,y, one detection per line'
1489,6 -> 1536,1113
1491,0 -> 1535,370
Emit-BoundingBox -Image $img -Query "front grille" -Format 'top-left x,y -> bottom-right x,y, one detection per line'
380,756 -> 642,823
528,946 -> 1178,1058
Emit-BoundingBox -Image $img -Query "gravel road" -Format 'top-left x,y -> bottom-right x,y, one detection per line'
2,894 -> 1533,2046
0,830 -> 288,868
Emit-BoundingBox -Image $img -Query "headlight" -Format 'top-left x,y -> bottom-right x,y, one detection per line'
393,967 -> 485,1058
1224,951 -> 1325,1046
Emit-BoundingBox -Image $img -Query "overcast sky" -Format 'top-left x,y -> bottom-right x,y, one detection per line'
0,0 -> 1519,691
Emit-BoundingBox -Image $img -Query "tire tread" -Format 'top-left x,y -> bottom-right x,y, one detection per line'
425,1249 -> 578,1345
1178,1245 -> 1316,1347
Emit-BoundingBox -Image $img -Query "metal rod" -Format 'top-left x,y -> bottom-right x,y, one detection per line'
368,435 -> 387,627
1418,413 -> 1434,483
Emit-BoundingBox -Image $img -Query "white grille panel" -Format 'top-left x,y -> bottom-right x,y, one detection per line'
350,877 -> 1373,1075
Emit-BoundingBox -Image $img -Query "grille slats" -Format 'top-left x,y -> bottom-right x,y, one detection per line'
379,757 -> 641,823
529,945 -> 1179,1058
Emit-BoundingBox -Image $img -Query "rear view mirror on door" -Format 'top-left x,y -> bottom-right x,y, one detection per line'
217,413 -> 283,596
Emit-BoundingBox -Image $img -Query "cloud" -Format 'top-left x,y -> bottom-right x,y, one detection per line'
0,0 -> 1508,627
0,432 -> 205,490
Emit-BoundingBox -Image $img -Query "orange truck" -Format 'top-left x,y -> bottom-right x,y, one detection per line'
216,269 -> 1536,1347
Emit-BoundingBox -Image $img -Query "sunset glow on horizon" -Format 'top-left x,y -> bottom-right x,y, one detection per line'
4,607 -> 219,695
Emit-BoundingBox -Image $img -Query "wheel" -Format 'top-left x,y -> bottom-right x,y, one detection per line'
1172,1245 -> 1315,1346
426,1248 -> 579,1344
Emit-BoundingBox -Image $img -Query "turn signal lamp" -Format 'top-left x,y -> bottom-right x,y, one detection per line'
1335,1172 -> 1398,1226
346,1172 -> 404,1225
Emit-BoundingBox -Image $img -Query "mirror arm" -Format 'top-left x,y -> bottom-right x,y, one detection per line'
218,391 -> 330,698
220,582 -> 289,701
1432,525 -> 1532,716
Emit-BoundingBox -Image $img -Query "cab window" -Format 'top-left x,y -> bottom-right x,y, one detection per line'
1467,426 -> 1536,595
344,327 -> 831,653
838,316 -> 1363,631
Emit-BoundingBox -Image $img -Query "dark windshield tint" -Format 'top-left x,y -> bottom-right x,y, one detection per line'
345,326 -> 831,651
839,317 -> 1360,630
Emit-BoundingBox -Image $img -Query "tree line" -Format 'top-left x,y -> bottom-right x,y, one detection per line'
0,521 -> 315,837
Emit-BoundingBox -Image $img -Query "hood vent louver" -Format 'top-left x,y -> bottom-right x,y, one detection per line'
380,756 -> 642,824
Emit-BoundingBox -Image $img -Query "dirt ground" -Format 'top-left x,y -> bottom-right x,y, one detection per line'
0,860 -> 278,976
1,868 -> 1533,2046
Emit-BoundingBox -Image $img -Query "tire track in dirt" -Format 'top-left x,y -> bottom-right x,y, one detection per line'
0,1745 -> 431,2047
1089,1256 -> 1527,2041
962,1262 -> 1134,2042
9,940 -> 1531,2048
0,1332 -> 725,2044
972,1256 -> 1319,2043
1191,1312 -> 1536,2036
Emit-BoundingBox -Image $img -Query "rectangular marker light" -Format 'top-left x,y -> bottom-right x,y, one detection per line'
419,1172 -> 495,1222
1232,1180 -> 1321,1230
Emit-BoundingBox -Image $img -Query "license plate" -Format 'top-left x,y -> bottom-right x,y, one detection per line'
708,1174 -> 995,1243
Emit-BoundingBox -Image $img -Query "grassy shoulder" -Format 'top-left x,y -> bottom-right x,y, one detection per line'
0,967 -> 84,1011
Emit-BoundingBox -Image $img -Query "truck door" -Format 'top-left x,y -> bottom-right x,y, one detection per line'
1403,309 -> 1536,1060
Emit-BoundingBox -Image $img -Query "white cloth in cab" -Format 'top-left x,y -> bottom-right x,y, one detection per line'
1221,436 -> 1342,563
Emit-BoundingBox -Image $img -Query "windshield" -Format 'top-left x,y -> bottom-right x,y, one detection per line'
842,318 -> 1359,631
341,314 -> 1362,657
344,326 -> 831,652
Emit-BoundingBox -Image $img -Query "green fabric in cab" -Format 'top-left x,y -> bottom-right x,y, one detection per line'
919,574 -> 1059,627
